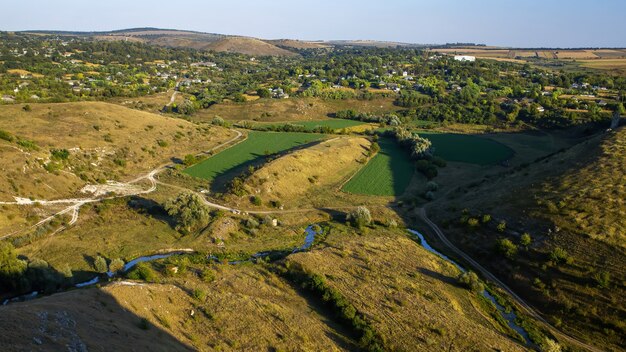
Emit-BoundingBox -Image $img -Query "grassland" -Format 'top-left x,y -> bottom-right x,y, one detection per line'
229,137 -> 371,208
342,138 -> 415,196
287,224 -> 527,351
418,132 -> 515,165
252,118 -> 366,131
427,128 -> 626,350
193,96 -> 398,123
183,131 -> 326,184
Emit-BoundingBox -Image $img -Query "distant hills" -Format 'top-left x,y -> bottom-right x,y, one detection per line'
21,27 -> 424,56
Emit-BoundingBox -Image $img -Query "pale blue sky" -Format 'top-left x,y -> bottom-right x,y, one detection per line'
2,0 -> 625,47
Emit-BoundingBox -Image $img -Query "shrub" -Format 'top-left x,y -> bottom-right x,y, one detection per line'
200,269 -> 216,283
520,233 -> 532,247
496,238 -> 518,258
594,271 -> 611,288
424,191 -> 435,200
22,104 -> 31,112
157,139 -> 169,147
458,271 -> 484,293
496,221 -> 506,232
542,338 -> 562,352
0,129 -> 15,142
109,258 -> 125,273
426,181 -> 439,191
549,247 -> 570,264
431,156 -> 447,167
481,214 -> 491,223
415,160 -> 438,179
346,206 -> 372,228
211,116 -> 225,126
164,192 -> 211,234
467,218 -> 479,227
183,154 -> 197,166
192,288 -> 207,301
250,195 -> 262,206
127,262 -> 157,282
94,255 -> 108,273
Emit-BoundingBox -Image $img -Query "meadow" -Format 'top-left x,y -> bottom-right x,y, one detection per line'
342,138 -> 414,196
184,131 -> 326,184
252,118 -> 366,131
419,132 -> 514,165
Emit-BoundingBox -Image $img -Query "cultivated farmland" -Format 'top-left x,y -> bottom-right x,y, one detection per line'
419,132 -> 514,165
342,138 -> 414,196
184,131 -> 326,185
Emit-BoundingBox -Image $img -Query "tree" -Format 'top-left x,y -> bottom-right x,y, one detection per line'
520,233 -> 532,247
257,88 -> 271,98
164,192 -> 211,234
183,154 -> 197,166
0,242 -> 27,291
109,258 -> 125,274
346,206 -> 372,228
543,338 -> 562,352
458,271 -> 484,293
94,255 -> 108,273
496,238 -> 518,258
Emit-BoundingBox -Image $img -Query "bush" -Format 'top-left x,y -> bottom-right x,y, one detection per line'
431,156 -> 447,167
183,154 -> 197,166
346,206 -> 372,228
211,116 -> 225,126
520,233 -> 532,247
250,195 -> 262,206
594,271 -> 611,288
109,258 -> 125,273
458,271 -> 484,293
192,288 -> 207,301
481,214 -> 491,223
496,238 -> 518,258
22,104 -> 31,112
467,218 -> 479,227
127,262 -> 157,282
415,160 -> 438,179
94,255 -> 108,273
496,221 -> 506,232
0,129 -> 15,142
549,247 -> 570,264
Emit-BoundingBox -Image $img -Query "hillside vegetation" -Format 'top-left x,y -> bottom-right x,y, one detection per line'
429,128 -> 626,350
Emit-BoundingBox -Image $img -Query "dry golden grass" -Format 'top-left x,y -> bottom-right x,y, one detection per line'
230,137 -> 371,208
287,226 -> 526,351
0,102 -> 235,202
6,69 -> 44,78
196,97 -> 398,123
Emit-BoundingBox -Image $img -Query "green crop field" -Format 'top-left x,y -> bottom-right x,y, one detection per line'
418,132 -> 514,165
253,119 -> 365,131
184,131 -> 326,182
342,138 -> 414,196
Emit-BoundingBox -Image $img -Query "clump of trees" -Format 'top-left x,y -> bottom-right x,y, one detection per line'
164,192 -> 211,234
458,271 -> 484,293
346,206 -> 372,228
335,109 -> 401,126
387,127 -> 432,159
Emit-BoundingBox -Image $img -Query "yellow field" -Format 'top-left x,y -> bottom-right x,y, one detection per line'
6,69 -> 44,78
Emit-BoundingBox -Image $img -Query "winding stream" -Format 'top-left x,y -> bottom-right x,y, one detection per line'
408,229 -> 531,345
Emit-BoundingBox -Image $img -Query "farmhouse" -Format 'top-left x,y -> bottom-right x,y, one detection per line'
454,55 -> 476,62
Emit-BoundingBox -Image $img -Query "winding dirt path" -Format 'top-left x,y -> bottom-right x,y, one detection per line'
417,208 -> 603,352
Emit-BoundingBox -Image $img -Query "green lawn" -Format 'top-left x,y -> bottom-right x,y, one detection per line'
184,131 -> 326,183
418,132 -> 514,165
342,138 -> 414,196
253,119 -> 365,131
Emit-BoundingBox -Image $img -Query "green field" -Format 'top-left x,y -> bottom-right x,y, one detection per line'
342,138 -> 414,196
418,132 -> 514,165
253,119 -> 365,131
184,131 -> 326,183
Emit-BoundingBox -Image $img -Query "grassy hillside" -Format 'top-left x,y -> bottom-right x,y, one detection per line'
194,96 -> 398,123
230,137 -> 371,208
287,225 -> 527,351
0,102 -> 235,201
0,265 -> 354,351
427,128 -> 626,350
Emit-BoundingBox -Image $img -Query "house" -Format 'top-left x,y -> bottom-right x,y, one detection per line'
454,55 -> 476,62
387,83 -> 400,92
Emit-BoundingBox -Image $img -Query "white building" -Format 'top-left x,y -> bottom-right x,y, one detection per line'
454,55 -> 476,62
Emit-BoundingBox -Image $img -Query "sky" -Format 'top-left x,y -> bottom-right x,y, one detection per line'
1,0 -> 625,47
